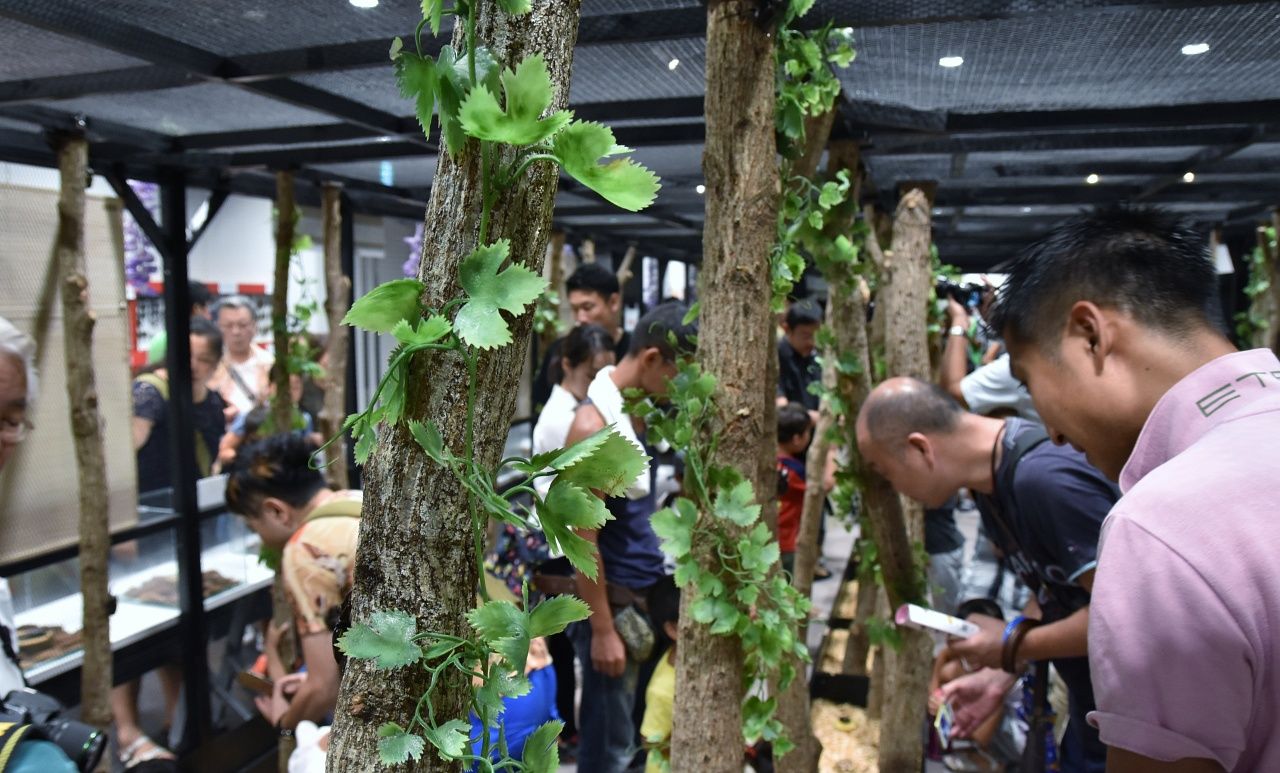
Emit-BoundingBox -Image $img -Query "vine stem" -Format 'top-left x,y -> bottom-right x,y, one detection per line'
479,141 -> 494,245
508,153 -> 559,188
466,0 -> 478,85
463,347 -> 489,603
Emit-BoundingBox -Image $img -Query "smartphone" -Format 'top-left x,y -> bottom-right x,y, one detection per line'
934,701 -> 955,750
237,670 -> 274,695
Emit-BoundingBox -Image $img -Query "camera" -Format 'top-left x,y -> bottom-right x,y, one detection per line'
0,688 -> 107,772
936,278 -> 986,309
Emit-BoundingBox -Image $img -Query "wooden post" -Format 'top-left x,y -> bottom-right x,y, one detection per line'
542,230 -> 567,351
579,237 -> 595,264
270,171 -> 295,436
614,243 -> 638,289
321,183 -> 350,489
52,133 -> 113,729
326,4 -> 582,768
669,1 -> 778,769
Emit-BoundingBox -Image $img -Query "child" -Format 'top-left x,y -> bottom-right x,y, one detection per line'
640,576 -> 680,772
775,403 -> 813,576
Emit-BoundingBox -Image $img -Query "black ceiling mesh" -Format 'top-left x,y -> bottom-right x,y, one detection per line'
0,18 -> 147,80
570,37 -> 706,103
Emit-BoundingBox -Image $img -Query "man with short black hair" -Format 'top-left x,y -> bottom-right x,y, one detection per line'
990,205 -> 1280,773
561,301 -> 693,773
776,299 -> 823,417
533,263 -> 631,412
857,377 -> 1115,773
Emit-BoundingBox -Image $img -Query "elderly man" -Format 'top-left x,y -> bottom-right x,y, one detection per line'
856,377 -> 1116,772
990,206 -> 1280,773
208,296 -> 273,418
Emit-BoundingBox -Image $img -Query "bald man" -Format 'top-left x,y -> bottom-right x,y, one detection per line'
856,377 -> 1115,773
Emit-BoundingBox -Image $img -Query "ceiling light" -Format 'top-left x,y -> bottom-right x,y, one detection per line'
1181,42 -> 1210,56
349,0 -> 378,7
695,184 -> 705,194
938,56 -> 964,68
1086,173 -> 1100,184
1183,171 -> 1196,183
1021,206 -> 1032,213
667,58 -> 680,71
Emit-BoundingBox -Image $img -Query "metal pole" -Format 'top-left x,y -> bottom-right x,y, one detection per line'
339,192 -> 359,488
158,167 -> 212,748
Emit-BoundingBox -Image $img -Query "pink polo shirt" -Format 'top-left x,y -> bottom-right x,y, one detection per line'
1088,348 -> 1280,770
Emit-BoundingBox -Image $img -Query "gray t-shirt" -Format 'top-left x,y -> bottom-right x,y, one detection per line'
960,354 -> 1040,421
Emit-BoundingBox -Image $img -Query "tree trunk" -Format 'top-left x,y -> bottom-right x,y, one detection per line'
326,4 -> 582,771
670,2 -> 777,770
541,230 -> 566,351
53,134 -> 112,729
271,171 -> 296,434
273,578 -> 298,771
840,579 -> 878,677
614,243 -> 637,289
321,183 -> 350,489
1250,212 -> 1280,353
868,188 -> 936,773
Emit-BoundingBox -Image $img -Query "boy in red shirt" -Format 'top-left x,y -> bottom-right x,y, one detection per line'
775,402 -> 813,576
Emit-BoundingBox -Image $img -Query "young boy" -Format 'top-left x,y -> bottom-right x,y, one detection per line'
640,576 -> 679,772
775,402 -> 813,576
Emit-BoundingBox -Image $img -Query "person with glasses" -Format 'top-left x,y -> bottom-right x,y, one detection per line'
208,296 -> 274,419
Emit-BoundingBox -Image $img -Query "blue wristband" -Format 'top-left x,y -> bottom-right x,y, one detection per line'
1002,615 -> 1027,645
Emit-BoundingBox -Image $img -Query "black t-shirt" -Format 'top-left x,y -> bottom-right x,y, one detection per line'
777,337 -> 820,410
531,329 -> 631,415
134,379 -> 226,494
924,499 -> 964,555
974,418 -> 1117,758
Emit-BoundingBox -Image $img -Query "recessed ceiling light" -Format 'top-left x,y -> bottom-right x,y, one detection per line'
1183,171 -> 1196,183
1021,206 -> 1032,213
667,58 -> 680,71
1086,173 -> 1100,184
939,56 -> 964,68
695,184 -> 705,194
1181,42 -> 1210,56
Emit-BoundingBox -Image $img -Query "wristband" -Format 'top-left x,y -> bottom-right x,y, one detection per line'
1001,615 -> 1027,644
1001,617 -> 1040,674
948,325 -> 967,337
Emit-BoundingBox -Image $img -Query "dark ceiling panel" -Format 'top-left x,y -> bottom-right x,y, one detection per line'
0,18 -> 147,80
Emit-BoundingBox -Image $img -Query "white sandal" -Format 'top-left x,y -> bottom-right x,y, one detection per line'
118,735 -> 176,769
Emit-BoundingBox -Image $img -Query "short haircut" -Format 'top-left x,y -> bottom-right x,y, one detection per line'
225,432 -> 329,516
188,281 -> 214,314
861,378 -> 963,448
215,295 -> 254,320
0,316 -> 37,407
988,205 -> 1218,353
629,301 -> 697,361
566,263 -> 620,298
785,298 -> 823,329
561,323 -> 614,369
777,402 -> 812,443
190,317 -> 224,361
647,574 -> 680,634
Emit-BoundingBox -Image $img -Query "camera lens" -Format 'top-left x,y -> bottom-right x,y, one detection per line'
41,719 -> 107,773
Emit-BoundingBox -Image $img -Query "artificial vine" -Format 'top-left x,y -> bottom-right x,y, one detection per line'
1236,226 -> 1276,344
318,1 -> 662,768
627,356 -> 812,762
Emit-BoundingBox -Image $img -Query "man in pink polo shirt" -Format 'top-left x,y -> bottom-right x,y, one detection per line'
989,205 -> 1280,773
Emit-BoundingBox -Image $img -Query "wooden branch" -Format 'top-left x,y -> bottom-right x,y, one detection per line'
614,243 -> 637,288
579,237 -> 595,264
790,108 -> 837,182
271,171 -> 295,435
53,133 -> 113,728
321,182 -> 349,489
862,203 -> 887,271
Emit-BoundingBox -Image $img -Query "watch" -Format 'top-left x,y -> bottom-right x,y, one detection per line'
948,325 -> 967,337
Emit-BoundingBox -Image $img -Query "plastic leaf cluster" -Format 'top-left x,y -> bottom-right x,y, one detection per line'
629,358 -> 811,756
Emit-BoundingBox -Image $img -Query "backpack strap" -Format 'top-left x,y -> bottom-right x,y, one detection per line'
135,372 -> 169,401
0,722 -> 32,772
133,373 -> 213,477
997,422 -> 1050,499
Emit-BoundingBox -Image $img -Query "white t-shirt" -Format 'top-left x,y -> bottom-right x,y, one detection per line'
215,347 -> 274,416
960,354 -> 1040,422
0,580 -> 27,695
531,384 -> 579,502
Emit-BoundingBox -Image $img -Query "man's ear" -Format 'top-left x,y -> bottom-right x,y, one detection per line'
663,620 -> 679,641
905,432 -> 934,469
262,496 -> 293,528
639,347 -> 664,369
608,292 -> 622,314
1066,301 -> 1113,372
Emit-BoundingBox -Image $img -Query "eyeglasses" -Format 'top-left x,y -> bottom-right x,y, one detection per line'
0,418 -> 33,444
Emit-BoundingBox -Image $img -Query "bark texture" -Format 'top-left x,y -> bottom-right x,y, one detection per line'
670,2 -> 777,770
321,183 -> 350,489
326,4 -> 581,771
271,171 -> 296,435
54,134 -> 112,729
866,189 -> 936,773
1248,212 -> 1280,353
541,230 -> 567,351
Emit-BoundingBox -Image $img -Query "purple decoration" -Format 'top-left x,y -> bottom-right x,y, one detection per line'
402,221 -> 425,278
123,180 -> 161,296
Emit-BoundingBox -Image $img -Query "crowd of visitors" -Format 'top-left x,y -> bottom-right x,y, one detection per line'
1,203 -> 1276,773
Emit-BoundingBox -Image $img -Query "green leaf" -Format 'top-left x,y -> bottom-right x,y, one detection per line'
651,501 -> 694,558
521,720 -> 563,773
455,239 -> 548,349
496,0 -> 533,14
807,210 -> 824,230
555,427 -> 650,497
458,55 -> 571,145
713,479 -> 760,527
408,419 -> 445,461
551,121 -> 661,212
540,481 -> 609,580
377,723 -> 426,765
392,314 -> 452,347
682,301 -> 701,325
423,719 -> 471,760
513,424 -> 612,474
529,595 -> 591,638
338,610 -> 422,669
394,50 -> 437,138
468,600 -> 531,672
421,0 -> 444,35
435,45 -> 500,154
343,279 -> 424,333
